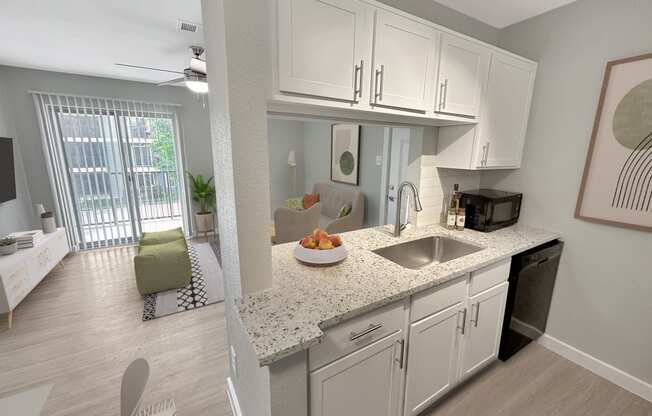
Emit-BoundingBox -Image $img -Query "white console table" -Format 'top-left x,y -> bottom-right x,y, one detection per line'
0,228 -> 69,328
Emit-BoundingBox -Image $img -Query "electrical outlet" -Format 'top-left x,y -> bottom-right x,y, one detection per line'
230,345 -> 238,379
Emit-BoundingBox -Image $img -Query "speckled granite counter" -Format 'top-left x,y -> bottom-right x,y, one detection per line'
238,224 -> 561,366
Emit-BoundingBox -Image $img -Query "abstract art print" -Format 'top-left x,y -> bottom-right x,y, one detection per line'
576,53 -> 652,231
331,124 -> 360,185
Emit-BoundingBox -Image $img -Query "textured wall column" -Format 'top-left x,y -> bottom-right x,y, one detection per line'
202,0 -> 274,414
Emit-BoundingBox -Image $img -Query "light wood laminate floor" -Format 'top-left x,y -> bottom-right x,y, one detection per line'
1,247 -> 649,415
422,342 -> 652,416
0,246 -> 231,415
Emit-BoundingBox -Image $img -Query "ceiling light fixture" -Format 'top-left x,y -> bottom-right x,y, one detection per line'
185,74 -> 209,94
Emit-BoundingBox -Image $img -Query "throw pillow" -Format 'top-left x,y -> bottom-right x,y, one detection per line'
283,197 -> 304,210
303,193 -> 320,209
337,203 -> 352,218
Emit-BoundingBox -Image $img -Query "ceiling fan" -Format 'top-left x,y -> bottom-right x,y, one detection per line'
115,46 -> 208,94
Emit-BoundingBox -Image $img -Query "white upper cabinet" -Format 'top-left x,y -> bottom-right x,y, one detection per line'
370,10 -> 438,112
273,0 -> 538,164
277,0 -> 373,102
477,52 -> 537,168
436,34 -> 490,118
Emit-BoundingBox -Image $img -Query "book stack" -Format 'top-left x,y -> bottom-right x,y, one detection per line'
10,230 -> 44,249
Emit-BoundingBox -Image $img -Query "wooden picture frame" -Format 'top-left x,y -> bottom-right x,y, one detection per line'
575,53 -> 652,232
330,124 -> 361,186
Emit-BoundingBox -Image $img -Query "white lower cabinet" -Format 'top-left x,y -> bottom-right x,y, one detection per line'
459,282 -> 509,380
308,261 -> 510,416
310,330 -> 405,416
403,303 -> 463,416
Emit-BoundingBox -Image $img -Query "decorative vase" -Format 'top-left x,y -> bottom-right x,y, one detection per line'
194,212 -> 214,234
0,242 -> 17,256
41,212 -> 57,233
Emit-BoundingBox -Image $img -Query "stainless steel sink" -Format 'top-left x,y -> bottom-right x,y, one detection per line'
372,236 -> 484,270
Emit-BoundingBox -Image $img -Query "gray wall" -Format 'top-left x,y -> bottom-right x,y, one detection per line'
482,0 -> 652,384
0,65 -> 213,219
376,0 -> 499,45
303,121 -> 385,227
0,68 -> 35,235
268,119 -> 305,216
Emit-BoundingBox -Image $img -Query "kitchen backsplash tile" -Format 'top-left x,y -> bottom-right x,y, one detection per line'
416,168 -> 482,226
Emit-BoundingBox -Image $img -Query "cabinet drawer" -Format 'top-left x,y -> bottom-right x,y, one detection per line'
469,258 -> 511,296
411,278 -> 466,323
309,299 -> 407,371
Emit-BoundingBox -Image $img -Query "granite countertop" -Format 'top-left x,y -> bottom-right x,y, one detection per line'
237,224 -> 561,366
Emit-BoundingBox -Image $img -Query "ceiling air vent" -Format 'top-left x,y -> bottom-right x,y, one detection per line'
177,19 -> 200,33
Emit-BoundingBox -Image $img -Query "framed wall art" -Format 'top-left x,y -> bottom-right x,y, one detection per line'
330,124 -> 360,186
576,53 -> 652,232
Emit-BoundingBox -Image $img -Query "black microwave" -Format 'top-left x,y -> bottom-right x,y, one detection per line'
460,190 -> 522,232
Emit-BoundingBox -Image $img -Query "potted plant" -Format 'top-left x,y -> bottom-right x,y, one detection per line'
187,172 -> 216,236
0,237 -> 17,256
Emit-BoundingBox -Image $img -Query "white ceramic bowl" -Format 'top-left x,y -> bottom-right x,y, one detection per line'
293,243 -> 347,265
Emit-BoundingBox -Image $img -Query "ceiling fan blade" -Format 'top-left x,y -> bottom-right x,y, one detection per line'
190,57 -> 207,75
115,63 -> 184,75
157,77 -> 187,87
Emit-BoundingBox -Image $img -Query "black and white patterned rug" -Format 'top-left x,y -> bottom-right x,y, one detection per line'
142,242 -> 224,321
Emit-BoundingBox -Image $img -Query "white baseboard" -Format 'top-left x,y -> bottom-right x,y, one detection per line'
538,334 -> 652,403
226,377 -> 243,416
510,317 -> 543,340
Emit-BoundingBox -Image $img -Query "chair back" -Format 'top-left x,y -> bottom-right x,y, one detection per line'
274,203 -> 321,244
121,358 -> 150,416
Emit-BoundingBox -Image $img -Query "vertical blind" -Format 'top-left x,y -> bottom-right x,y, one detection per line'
32,92 -> 190,250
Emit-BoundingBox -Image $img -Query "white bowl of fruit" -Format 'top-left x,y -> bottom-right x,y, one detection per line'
294,228 -> 347,265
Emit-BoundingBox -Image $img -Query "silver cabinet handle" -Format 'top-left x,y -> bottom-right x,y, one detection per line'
438,82 -> 445,111
458,308 -> 467,335
441,79 -> 449,110
484,142 -> 490,166
353,60 -> 363,101
396,339 -> 405,369
350,323 -> 383,341
470,303 -> 480,327
374,64 -> 384,103
480,144 -> 487,167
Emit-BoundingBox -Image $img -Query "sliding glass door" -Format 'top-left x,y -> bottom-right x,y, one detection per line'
59,110 -> 136,247
34,93 -> 189,250
119,112 -> 185,235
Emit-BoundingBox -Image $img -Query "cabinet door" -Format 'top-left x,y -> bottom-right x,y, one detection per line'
459,282 -> 509,379
477,53 -> 537,168
310,331 -> 404,416
404,303 -> 463,416
277,0 -> 373,102
371,10 -> 438,111
436,34 -> 490,117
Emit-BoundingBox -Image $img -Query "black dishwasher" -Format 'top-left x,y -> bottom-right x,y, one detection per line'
498,240 -> 563,361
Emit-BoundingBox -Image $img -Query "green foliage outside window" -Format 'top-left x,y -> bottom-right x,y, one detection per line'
150,118 -> 176,172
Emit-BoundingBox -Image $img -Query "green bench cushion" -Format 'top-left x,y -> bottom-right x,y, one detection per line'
134,238 -> 191,295
140,227 -> 184,245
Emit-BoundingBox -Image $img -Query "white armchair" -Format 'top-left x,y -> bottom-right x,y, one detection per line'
273,203 -> 321,244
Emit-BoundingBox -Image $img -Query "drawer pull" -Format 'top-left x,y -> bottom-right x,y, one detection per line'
350,323 -> 383,341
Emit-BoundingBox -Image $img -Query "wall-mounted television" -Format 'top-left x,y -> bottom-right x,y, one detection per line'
0,137 -> 17,203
